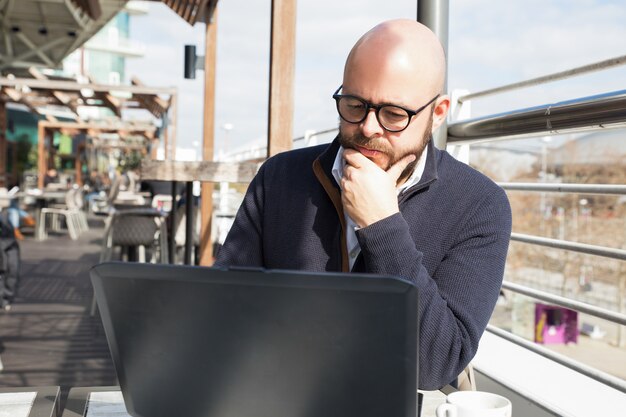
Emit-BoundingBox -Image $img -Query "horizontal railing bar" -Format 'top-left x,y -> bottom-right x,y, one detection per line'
499,183 -> 626,195
458,54 -> 626,102
511,233 -> 626,261
447,89 -> 626,143
293,127 -> 339,142
486,325 -> 626,394
502,281 -> 626,326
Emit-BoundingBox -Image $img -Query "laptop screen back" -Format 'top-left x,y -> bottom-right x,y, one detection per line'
91,263 -> 418,417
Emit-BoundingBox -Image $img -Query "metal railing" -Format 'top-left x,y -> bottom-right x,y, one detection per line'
502,281 -> 626,326
510,233 -> 626,261
449,53 -> 626,394
293,127 -> 338,143
498,183 -> 626,195
457,54 -> 626,103
448,89 -> 626,143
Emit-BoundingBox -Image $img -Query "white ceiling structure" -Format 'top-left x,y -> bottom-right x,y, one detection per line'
0,0 -> 130,71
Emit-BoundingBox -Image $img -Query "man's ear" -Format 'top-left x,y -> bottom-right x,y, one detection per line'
431,95 -> 451,132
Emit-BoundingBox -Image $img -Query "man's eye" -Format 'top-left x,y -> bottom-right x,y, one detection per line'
383,108 -> 407,119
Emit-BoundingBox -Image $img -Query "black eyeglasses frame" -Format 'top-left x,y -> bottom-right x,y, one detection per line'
332,85 -> 439,133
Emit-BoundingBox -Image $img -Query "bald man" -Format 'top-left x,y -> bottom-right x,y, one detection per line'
216,20 -> 512,390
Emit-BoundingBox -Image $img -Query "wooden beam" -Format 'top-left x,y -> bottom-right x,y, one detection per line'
131,77 -> 170,114
36,118 -> 156,188
162,0 -> 213,26
64,0 -> 88,29
141,160 -> 260,183
167,92 -> 177,160
37,122 -> 46,189
75,152 -> 82,186
2,86 -> 45,116
98,92 -> 122,117
28,67 -> 80,116
267,0 -> 296,157
182,0 -> 195,23
192,0 -> 211,25
199,7 -> 218,266
39,120 -> 155,133
162,113 -> 169,160
150,138 -> 159,159
70,0 -> 102,20
0,77 -> 177,95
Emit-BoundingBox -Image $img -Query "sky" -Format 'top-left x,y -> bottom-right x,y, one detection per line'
125,0 -> 626,158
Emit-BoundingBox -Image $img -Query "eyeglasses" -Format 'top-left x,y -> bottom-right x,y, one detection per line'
332,85 -> 439,132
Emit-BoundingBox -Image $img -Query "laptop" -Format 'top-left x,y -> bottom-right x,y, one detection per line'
91,262 -> 419,417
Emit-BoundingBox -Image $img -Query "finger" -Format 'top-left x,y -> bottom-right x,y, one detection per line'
343,148 -> 369,168
342,164 -> 357,180
387,154 -> 416,181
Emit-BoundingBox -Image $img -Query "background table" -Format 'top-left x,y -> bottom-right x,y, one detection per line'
0,386 -> 60,417
61,387 -> 124,417
61,386 -> 452,417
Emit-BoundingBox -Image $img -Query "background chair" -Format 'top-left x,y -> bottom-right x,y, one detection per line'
99,208 -> 168,264
90,175 -> 121,215
92,208 -> 168,315
37,187 -> 88,240
173,202 -> 200,263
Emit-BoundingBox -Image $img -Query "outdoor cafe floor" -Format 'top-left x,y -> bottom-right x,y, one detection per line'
0,217 -> 117,405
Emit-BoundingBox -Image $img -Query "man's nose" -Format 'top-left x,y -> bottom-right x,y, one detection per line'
360,108 -> 384,136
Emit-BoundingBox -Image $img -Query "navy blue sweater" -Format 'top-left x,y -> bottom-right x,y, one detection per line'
216,138 -> 512,390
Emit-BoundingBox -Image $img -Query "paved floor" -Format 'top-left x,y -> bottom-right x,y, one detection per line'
0,218 -> 117,406
1,215 -> 623,412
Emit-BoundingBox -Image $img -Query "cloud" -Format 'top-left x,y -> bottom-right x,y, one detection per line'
448,0 -> 626,102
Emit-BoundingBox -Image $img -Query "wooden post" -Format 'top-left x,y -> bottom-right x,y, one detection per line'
75,141 -> 85,186
162,114 -> 169,160
150,138 -> 159,159
267,0 -> 297,157
169,92 -> 178,160
37,122 -> 46,189
0,100 -> 6,187
199,8 -> 218,266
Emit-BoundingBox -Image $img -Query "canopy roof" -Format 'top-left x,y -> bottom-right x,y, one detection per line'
0,1 -> 219,72
0,0 -> 130,71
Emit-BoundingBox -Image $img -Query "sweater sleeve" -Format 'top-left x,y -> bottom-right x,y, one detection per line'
355,188 -> 512,390
214,165 -> 266,268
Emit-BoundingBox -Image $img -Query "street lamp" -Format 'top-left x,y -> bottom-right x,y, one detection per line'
192,140 -> 200,161
221,123 -> 233,161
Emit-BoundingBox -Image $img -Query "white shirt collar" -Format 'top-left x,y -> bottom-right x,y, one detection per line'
331,145 -> 428,196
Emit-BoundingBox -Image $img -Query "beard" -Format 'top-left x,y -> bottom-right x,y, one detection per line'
338,109 -> 434,183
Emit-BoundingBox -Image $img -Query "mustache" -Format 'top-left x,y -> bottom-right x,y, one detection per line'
339,132 -> 391,153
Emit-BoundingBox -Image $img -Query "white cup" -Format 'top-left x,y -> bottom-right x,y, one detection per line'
436,391 -> 512,417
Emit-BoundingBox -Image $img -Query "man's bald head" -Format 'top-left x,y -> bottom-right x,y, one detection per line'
344,19 -> 446,96
337,19 -> 450,180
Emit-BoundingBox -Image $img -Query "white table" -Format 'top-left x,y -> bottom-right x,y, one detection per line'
0,386 -> 60,417
61,386 -> 451,417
